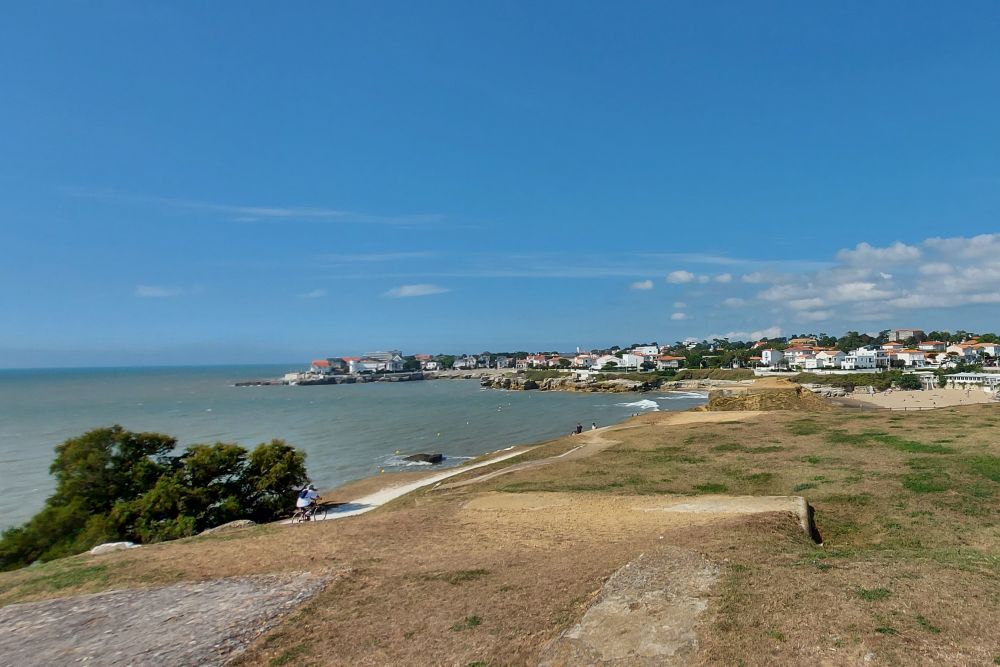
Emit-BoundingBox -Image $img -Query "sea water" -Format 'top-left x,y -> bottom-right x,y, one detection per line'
0,366 -> 706,530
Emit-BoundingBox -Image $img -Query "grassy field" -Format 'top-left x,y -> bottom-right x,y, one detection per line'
1,404 -> 998,665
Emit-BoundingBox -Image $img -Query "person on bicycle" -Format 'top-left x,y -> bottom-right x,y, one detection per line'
296,484 -> 320,511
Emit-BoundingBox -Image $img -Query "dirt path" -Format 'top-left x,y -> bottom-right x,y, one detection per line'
0,573 -> 328,667
305,446 -> 530,521
437,426 -> 627,490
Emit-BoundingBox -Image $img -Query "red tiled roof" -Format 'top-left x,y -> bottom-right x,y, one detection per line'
311,359 -> 330,366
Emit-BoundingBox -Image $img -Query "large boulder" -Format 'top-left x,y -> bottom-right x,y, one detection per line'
404,452 -> 444,464
89,542 -> 140,555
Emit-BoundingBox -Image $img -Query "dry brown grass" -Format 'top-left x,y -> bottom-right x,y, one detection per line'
2,403 -> 999,665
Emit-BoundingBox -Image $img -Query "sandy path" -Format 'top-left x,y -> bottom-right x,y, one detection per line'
302,447 -> 530,521
436,427 -> 626,490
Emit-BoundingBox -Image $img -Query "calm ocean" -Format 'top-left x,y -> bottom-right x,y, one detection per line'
0,366 -> 706,530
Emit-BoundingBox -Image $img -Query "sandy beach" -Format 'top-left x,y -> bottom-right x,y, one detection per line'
848,386 -> 997,409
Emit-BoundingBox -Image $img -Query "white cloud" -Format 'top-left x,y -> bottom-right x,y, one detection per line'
673,301 -> 687,308
666,270 -> 696,284
799,310 -> 833,321
670,312 -> 689,321
740,271 -> 780,284
384,283 -> 450,298
924,233 -> 1000,259
135,285 -> 183,298
711,326 -> 783,341
630,280 -> 654,290
715,273 -> 733,283
836,241 -> 921,266
298,288 -> 326,299
722,297 -> 746,307
919,262 -> 953,275
738,233 -> 1000,322
697,275 -> 710,284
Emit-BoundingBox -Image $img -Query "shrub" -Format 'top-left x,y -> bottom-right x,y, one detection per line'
0,426 -> 308,570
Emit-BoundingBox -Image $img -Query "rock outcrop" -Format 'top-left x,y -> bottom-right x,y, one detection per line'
199,520 -> 257,536
480,375 -> 656,393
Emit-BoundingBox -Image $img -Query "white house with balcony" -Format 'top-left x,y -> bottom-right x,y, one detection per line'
816,350 -> 846,368
947,344 -> 980,362
843,347 -> 888,370
632,345 -> 660,356
761,349 -> 785,368
894,350 -> 927,367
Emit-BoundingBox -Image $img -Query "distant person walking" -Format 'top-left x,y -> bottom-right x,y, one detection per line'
591,422 -> 597,430
575,423 -> 583,435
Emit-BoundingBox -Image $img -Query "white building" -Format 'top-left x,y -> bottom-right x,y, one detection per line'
843,348 -> 888,370
887,328 -> 925,342
946,344 -> 980,362
945,373 -> 1000,391
894,350 -> 927,368
632,345 -> 660,356
816,350 -> 846,368
761,349 -> 784,367
918,341 -> 947,352
656,355 -> 684,370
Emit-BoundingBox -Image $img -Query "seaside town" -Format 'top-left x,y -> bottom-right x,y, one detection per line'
279,327 -> 1000,395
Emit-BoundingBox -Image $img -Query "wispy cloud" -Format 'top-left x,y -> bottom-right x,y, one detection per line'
630,280 -> 654,290
298,288 -> 326,299
135,285 -> 183,298
670,312 -> 689,321
66,188 -> 444,226
384,283 -> 451,298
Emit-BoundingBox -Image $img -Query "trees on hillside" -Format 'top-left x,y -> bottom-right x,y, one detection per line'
0,427 -> 308,571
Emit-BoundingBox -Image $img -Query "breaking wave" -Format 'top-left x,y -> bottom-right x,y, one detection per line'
615,399 -> 660,411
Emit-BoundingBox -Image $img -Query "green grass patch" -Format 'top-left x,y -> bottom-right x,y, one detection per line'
915,615 -> 941,633
825,429 -> 954,453
966,455 -> 1000,483
694,483 -> 728,493
450,615 -> 483,631
787,420 -> 823,436
420,569 -> 490,585
5,561 -> 111,598
792,482 -> 818,492
857,587 -> 891,601
822,493 -> 872,506
713,443 -> 783,454
875,626 -> 898,635
269,644 -> 308,667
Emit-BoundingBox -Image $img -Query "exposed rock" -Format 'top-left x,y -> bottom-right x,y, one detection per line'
403,452 -> 444,464
539,547 -> 720,666
199,519 -> 257,536
479,375 -> 656,393
88,541 -> 140,555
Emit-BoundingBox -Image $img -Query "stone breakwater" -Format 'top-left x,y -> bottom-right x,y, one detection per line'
480,375 -> 657,393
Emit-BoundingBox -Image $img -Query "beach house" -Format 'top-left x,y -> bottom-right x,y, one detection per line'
656,355 -> 684,370
843,347 -> 888,370
894,349 -> 927,367
310,359 -> 333,375
947,343 -> 980,362
815,350 -> 846,368
760,349 -> 784,368
918,341 -> 948,352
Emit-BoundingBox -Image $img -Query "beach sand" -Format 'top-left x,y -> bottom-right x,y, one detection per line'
848,386 -> 996,409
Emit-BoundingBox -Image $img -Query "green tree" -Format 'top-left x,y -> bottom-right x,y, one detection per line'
897,374 -> 923,390
0,428 -> 309,571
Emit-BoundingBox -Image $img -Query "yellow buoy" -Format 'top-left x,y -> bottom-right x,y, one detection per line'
380,468 -> 385,474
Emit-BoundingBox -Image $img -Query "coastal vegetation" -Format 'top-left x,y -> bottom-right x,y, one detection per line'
3,404 -> 997,664
0,426 -> 308,570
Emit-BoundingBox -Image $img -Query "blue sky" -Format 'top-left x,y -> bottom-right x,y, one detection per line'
2,2 -> 999,367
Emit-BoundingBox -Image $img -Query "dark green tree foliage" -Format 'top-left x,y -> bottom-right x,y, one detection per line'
0,427 -> 308,570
